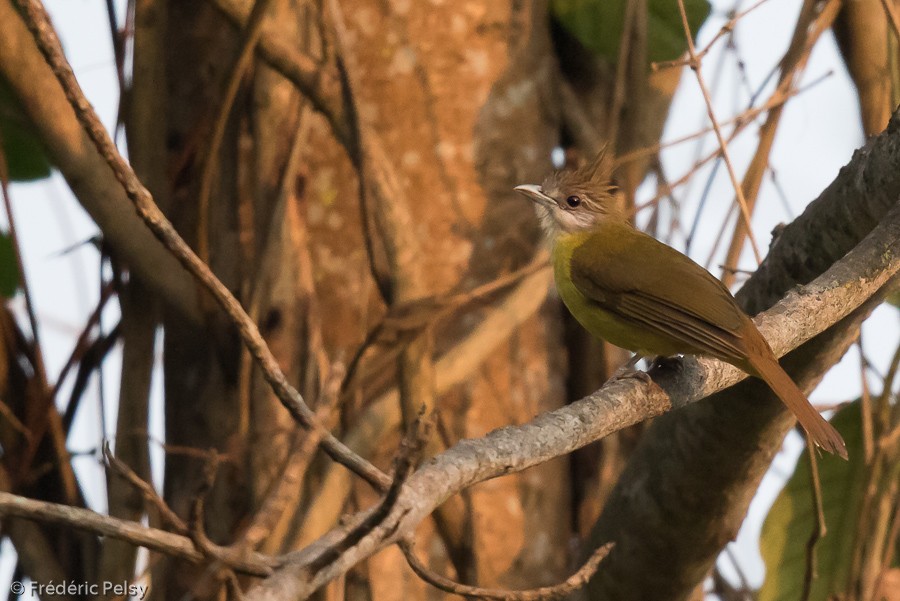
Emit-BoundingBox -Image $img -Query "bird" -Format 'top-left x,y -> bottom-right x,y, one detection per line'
514,151 -> 847,458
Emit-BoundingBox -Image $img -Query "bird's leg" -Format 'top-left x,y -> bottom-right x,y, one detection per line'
610,354 -> 653,385
623,354 -> 643,370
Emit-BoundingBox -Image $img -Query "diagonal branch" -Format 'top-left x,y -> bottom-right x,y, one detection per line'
0,491 -> 276,576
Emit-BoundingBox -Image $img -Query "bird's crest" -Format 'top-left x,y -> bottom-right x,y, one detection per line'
549,147 -> 617,201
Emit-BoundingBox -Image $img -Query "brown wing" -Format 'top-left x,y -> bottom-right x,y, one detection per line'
570,222 -> 751,362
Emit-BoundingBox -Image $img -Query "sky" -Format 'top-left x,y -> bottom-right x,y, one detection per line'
1,0 -> 898,597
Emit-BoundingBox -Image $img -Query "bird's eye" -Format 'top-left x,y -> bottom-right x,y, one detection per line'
566,195 -> 581,208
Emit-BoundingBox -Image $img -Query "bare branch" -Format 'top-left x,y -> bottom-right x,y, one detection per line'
616,70 -> 832,168
653,0 -> 772,71
801,441 -> 826,601
307,410 -> 432,575
239,378 -> 342,549
2,198 -> 897,600
0,143 -> 75,503
676,0 -> 763,265
0,491 -> 275,576
400,540 -> 614,601
104,443 -> 187,534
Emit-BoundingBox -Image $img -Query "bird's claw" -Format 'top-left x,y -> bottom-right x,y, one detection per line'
611,365 -> 653,385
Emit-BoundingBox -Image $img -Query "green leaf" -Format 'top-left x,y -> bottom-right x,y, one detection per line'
759,402 -> 866,601
550,0 -> 712,66
0,75 -> 52,182
0,231 -> 19,298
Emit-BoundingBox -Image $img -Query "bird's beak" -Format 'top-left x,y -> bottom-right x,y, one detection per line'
514,184 -> 555,208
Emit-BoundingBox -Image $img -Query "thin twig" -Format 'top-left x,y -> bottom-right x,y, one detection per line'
104,0 -> 126,97
307,409 -> 433,574
325,0 -> 397,302
880,421 -> 900,451
676,0 -> 763,264
400,540 -> 614,601
239,368 -> 343,549
874,498 -> 900,595
12,0 -> 390,492
62,323 -> 121,433
0,142 -> 77,503
703,203 -> 738,271
51,281 -> 116,399
801,439 -> 827,601
858,339 -> 876,462
724,546 -> 753,595
712,566 -> 751,601
185,451 -> 281,577
653,0 -> 772,71
719,0 -> 841,286
616,70 -> 832,167
0,491 -> 276,575
186,451 -> 274,577
0,398 -> 32,442
226,570 -> 247,601
629,67 -> 833,219
103,442 -> 187,534
237,103 -> 314,437
341,254 -> 548,394
879,340 -> 900,429
189,450 -> 222,546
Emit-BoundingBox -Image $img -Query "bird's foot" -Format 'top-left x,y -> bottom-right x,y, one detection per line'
611,357 -> 653,385
650,355 -> 683,372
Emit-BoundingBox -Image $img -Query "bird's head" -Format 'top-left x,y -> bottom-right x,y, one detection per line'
515,150 -> 619,237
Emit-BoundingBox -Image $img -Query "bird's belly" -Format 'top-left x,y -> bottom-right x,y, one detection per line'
555,278 -> 685,357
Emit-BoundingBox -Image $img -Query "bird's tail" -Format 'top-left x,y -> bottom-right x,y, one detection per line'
749,354 -> 847,459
